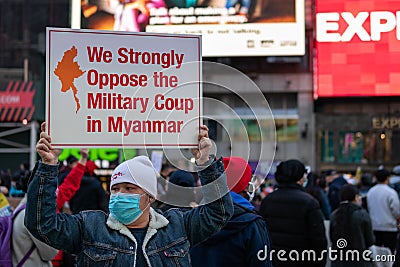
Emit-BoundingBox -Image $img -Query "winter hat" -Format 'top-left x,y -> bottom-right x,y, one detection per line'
110,156 -> 157,198
169,170 -> 195,188
223,157 -> 252,193
84,160 -> 98,176
275,159 -> 306,184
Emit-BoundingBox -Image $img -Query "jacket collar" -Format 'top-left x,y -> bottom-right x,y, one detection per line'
106,208 -> 169,267
276,183 -> 304,190
229,192 -> 254,211
106,207 -> 169,240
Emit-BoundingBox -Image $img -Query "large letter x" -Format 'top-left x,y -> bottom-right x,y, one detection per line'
341,12 -> 371,42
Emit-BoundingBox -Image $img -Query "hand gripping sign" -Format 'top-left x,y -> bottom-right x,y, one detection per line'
46,27 -> 202,148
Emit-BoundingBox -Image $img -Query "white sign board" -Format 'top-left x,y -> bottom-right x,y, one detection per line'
46,27 -> 202,148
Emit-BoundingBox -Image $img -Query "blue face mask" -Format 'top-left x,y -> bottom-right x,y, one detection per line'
109,192 -> 146,225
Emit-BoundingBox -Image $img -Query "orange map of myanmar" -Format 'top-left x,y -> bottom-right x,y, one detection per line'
54,46 -> 85,113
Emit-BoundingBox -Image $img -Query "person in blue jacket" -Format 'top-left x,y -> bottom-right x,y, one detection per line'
24,122 -> 233,267
326,169 -> 348,211
190,156 -> 272,267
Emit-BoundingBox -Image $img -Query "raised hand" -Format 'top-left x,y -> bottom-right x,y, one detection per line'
36,122 -> 61,165
192,125 -> 212,165
79,148 -> 89,165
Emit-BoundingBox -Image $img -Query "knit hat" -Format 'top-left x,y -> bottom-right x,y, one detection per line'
110,156 -> 157,198
275,159 -> 306,184
223,157 -> 252,193
169,170 -> 195,188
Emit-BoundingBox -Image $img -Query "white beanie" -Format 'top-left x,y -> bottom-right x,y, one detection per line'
110,156 -> 157,198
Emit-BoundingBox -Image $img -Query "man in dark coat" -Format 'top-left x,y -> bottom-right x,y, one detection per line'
259,159 -> 327,267
69,160 -> 109,213
190,156 -> 272,267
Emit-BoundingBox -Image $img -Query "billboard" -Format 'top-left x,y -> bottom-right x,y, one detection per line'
0,81 -> 35,122
79,0 -> 305,56
315,0 -> 400,98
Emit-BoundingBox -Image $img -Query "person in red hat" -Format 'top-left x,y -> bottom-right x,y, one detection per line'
190,156 -> 272,267
223,156 -> 256,206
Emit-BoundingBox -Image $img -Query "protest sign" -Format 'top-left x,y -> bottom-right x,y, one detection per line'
46,27 -> 202,148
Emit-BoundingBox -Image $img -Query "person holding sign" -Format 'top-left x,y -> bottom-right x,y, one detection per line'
25,122 -> 233,266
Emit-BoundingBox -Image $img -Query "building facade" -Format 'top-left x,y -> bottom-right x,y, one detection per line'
0,0 -> 317,174
314,0 -> 400,173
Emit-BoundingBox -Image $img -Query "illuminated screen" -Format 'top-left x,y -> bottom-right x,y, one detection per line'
315,0 -> 400,97
79,0 -> 305,56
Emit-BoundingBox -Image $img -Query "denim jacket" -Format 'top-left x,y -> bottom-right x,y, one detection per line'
25,158 -> 233,267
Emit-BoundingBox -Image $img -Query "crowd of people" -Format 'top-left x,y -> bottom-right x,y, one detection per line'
253,162 -> 400,266
1,122 -> 400,266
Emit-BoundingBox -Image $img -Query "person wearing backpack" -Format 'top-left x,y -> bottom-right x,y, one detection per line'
7,148 -> 89,267
11,196 -> 59,267
0,163 -> 59,267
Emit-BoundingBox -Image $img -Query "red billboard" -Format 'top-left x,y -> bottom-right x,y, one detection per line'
0,81 -> 35,122
314,0 -> 400,98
